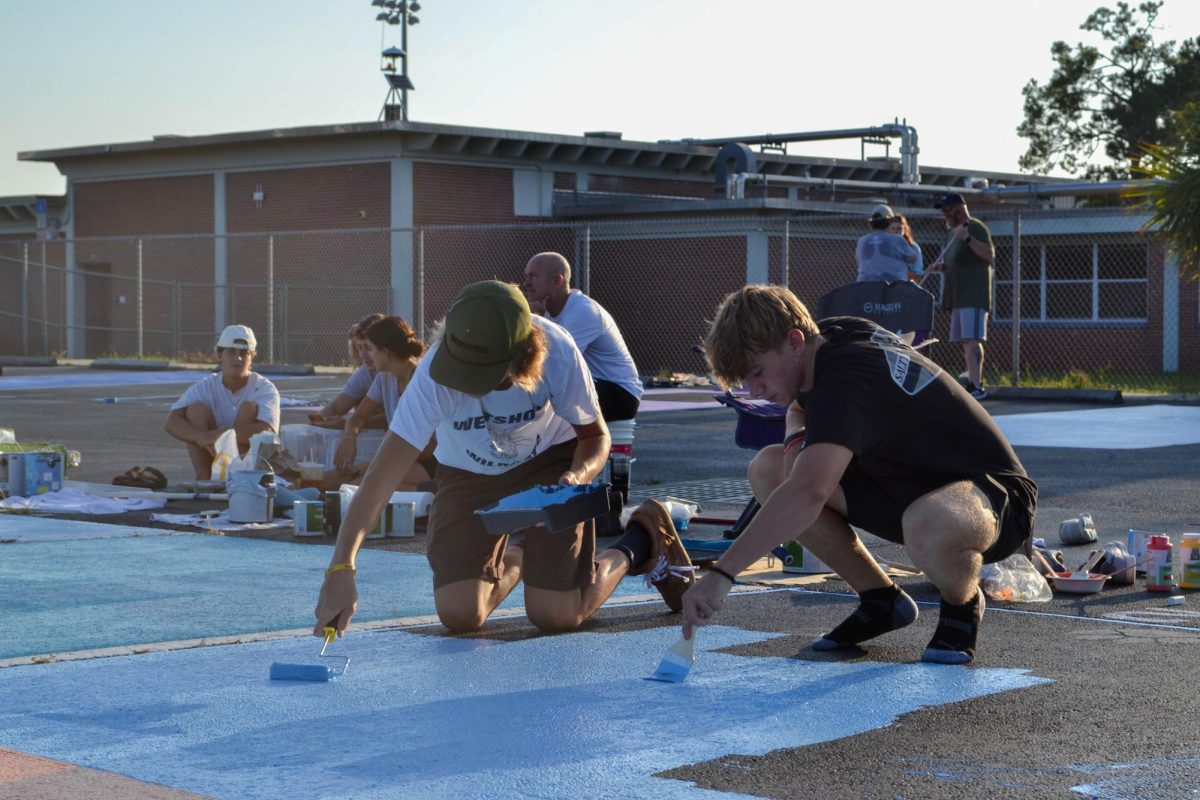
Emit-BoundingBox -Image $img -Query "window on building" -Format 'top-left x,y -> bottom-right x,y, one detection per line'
994,240 -> 1147,323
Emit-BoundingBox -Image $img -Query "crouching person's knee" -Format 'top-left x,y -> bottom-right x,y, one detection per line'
436,606 -> 488,633
526,604 -> 583,634
748,443 -> 786,502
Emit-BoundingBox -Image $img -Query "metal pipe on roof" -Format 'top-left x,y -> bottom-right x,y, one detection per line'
978,179 -> 1149,200
676,123 -> 922,184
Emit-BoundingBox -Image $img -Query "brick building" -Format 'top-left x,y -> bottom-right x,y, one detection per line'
5,120 -> 1193,384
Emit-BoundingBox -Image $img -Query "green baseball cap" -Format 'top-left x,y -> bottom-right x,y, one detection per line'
429,281 -> 532,395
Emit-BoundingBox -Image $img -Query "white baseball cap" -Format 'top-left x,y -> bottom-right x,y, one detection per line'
869,204 -> 895,221
216,324 -> 257,351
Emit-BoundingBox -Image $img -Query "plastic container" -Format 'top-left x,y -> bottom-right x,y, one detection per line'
1127,530 -> 1160,576
1178,532 -> 1200,589
1145,534 -> 1176,592
227,470 -> 275,523
293,499 -> 325,537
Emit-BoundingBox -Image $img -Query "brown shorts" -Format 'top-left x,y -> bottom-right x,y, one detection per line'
426,440 -> 597,591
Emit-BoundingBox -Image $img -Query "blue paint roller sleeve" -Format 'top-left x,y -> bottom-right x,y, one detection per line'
269,626 -> 349,682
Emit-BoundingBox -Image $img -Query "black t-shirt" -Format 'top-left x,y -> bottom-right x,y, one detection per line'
802,317 -> 1033,509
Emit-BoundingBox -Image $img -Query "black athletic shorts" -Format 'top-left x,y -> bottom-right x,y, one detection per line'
594,380 -> 640,422
840,468 -> 1037,564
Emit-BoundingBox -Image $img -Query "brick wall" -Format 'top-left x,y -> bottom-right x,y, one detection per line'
225,163 -> 390,233
74,175 -> 213,237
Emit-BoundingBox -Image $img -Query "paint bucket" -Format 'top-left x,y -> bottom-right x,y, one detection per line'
227,470 -> 275,523
323,490 -> 341,536
293,499 -> 325,537
779,540 -> 829,574
1178,532 -> 1200,589
1145,534 -> 1176,592
388,501 -> 417,538
1126,530 -> 1160,575
1059,513 -> 1098,544
339,484 -> 386,539
608,419 -> 635,458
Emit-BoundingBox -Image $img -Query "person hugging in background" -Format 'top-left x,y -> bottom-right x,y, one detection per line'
309,313 -> 386,430
330,315 -> 433,491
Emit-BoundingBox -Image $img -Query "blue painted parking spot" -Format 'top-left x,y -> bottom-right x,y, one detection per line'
0,625 -> 1050,799
0,520 -> 652,660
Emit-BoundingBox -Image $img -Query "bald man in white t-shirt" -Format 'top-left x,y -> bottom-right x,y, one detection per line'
522,252 -> 642,422
165,325 -> 280,479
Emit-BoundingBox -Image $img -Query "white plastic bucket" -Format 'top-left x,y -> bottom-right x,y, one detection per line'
227,470 -> 275,523
608,419 -> 636,457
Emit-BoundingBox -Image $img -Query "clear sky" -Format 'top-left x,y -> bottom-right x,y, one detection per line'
4,0 -> 1199,197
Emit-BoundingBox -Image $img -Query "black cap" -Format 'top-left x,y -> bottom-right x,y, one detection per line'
934,193 -> 966,209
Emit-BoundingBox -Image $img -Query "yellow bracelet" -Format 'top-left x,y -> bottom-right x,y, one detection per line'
325,562 -> 356,577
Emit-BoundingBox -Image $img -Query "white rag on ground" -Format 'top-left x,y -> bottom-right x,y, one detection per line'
0,488 -> 167,515
149,511 -> 293,532
279,396 -> 321,407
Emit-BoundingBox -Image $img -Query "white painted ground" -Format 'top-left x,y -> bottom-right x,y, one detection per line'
994,405 -> 1200,449
0,625 -> 1049,800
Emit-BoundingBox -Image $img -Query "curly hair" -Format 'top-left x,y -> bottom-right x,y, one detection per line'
704,284 -> 818,389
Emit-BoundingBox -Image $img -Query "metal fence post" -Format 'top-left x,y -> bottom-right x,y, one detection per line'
781,220 -> 790,288
581,226 -> 591,295
280,283 -> 290,364
1010,209 -> 1022,388
172,281 -> 181,357
137,238 -> 144,357
21,243 -> 29,356
416,229 -> 425,339
267,234 -> 275,363
41,242 -> 50,357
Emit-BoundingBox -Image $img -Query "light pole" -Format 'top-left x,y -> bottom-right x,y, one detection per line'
372,0 -> 422,121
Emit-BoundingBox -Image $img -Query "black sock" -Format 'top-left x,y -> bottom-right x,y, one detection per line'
921,590 -> 985,665
611,522 -> 652,570
812,584 -> 918,650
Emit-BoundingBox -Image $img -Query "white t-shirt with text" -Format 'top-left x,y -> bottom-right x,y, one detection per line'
389,318 -> 600,474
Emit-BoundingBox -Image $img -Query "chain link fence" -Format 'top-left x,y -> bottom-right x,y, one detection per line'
1,209 -> 1194,395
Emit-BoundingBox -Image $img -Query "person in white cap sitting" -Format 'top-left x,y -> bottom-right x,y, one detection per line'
165,324 -> 281,479
855,204 -> 919,283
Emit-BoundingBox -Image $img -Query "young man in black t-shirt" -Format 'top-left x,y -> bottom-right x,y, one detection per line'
683,285 -> 1037,664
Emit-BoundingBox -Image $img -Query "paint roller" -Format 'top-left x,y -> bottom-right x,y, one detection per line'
269,626 -> 349,682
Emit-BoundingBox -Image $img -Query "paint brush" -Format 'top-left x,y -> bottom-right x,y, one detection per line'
269,626 -> 350,682
646,634 -> 695,683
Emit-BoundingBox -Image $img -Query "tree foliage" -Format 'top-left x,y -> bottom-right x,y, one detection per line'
1018,1 -> 1200,180
1126,102 -> 1200,279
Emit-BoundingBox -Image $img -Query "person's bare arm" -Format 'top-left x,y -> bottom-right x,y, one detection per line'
682,442 -> 852,638
165,407 -> 223,449
314,432 -> 423,636
560,418 -> 610,485
333,397 -> 386,471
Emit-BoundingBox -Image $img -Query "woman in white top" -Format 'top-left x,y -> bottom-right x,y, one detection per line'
329,315 -> 431,490
309,313 -> 385,430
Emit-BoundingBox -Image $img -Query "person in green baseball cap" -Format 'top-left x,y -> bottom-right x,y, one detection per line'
313,281 -> 695,636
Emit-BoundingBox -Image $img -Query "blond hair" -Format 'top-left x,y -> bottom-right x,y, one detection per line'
704,285 -> 818,389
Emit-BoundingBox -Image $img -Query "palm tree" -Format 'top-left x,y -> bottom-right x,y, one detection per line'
1125,103 -> 1200,281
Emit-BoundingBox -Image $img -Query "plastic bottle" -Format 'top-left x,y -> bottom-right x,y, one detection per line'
1145,534 -> 1176,592
1178,532 -> 1200,590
